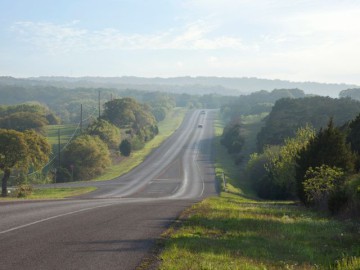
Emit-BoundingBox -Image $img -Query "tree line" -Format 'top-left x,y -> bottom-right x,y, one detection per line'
221,93 -> 360,218
0,94 -> 174,194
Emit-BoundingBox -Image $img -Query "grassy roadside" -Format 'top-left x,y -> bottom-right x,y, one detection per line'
0,187 -> 97,200
1,108 -> 186,201
93,108 -> 187,181
158,113 -> 360,270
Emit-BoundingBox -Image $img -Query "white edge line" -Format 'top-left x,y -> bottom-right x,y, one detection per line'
0,203 -> 115,235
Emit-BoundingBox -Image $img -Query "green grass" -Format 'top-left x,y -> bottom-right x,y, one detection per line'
93,108 -> 187,181
0,187 -> 96,200
45,124 -> 78,148
158,112 -> 360,270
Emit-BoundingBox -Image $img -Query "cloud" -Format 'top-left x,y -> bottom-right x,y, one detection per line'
11,20 -> 247,53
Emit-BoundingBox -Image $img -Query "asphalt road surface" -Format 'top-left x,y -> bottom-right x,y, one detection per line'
0,110 -> 218,270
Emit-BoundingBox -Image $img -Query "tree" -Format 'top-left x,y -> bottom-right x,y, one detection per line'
221,118 -> 245,154
86,119 -> 121,149
296,119 -> 356,203
102,98 -> 158,151
119,139 -> 132,157
257,96 -> 360,150
62,135 -> 111,181
303,165 -> 345,211
348,113 -> 360,154
0,112 -> 48,133
265,125 -> 315,197
0,129 -> 51,196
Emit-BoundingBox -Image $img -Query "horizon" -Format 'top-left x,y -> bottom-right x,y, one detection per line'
3,75 -> 359,88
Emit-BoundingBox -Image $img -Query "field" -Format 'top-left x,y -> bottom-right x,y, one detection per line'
45,124 -> 79,149
157,113 -> 360,270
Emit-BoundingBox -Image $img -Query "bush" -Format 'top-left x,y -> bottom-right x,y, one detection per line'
119,139 -> 132,156
62,135 -> 111,181
15,184 -> 33,198
85,119 -> 121,149
344,174 -> 360,218
303,165 -> 346,211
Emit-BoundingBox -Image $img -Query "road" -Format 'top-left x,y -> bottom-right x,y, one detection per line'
0,110 -> 218,270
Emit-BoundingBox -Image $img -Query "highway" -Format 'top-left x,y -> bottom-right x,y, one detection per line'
0,110 -> 218,270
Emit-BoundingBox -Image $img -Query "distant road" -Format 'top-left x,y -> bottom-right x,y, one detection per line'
0,110 -> 218,270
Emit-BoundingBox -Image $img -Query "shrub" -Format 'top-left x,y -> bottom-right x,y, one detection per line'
303,165 -> 345,210
62,135 -> 111,181
15,184 -> 33,198
119,139 -> 132,156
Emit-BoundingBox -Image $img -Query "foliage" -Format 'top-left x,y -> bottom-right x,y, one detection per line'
245,126 -> 315,199
119,139 -> 132,156
347,113 -> 360,156
0,103 -> 60,133
257,96 -> 360,150
221,88 -> 306,120
264,125 -> 316,197
62,135 -> 111,181
296,119 -> 356,204
339,88 -> 360,101
85,119 -> 121,149
93,108 -> 186,181
102,97 -> 156,128
303,165 -> 344,208
343,174 -> 360,218
220,118 -> 245,154
15,184 -> 33,198
246,146 -> 291,199
0,112 -> 49,132
103,97 -> 159,151
0,129 -> 51,196
151,106 -> 167,122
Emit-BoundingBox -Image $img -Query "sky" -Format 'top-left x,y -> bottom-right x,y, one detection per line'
1,0 -> 360,84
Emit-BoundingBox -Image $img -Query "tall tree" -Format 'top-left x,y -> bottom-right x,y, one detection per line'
296,119 -> 356,203
0,129 -> 51,196
347,113 -> 360,154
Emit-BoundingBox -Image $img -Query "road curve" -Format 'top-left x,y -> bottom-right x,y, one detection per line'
0,110 -> 218,270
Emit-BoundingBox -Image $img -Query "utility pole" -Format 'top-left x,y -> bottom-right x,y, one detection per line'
80,104 -> 83,132
98,90 -> 101,119
58,128 -> 61,168
56,128 -> 61,183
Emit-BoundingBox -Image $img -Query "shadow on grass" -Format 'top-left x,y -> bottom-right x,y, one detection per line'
167,200 -> 360,268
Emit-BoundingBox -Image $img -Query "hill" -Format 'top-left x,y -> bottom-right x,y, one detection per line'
1,76 -> 357,97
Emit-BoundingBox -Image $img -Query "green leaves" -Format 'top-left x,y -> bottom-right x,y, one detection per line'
62,135 -> 111,181
0,129 -> 28,170
303,165 -> 344,204
0,128 -> 51,196
86,119 -> 121,149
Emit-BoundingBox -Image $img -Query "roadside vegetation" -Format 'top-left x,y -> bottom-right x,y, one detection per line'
158,89 -> 360,269
0,186 -> 96,200
93,108 -> 186,181
1,87 -> 220,198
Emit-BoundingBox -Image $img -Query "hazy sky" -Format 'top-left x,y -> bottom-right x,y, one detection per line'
1,0 -> 360,84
